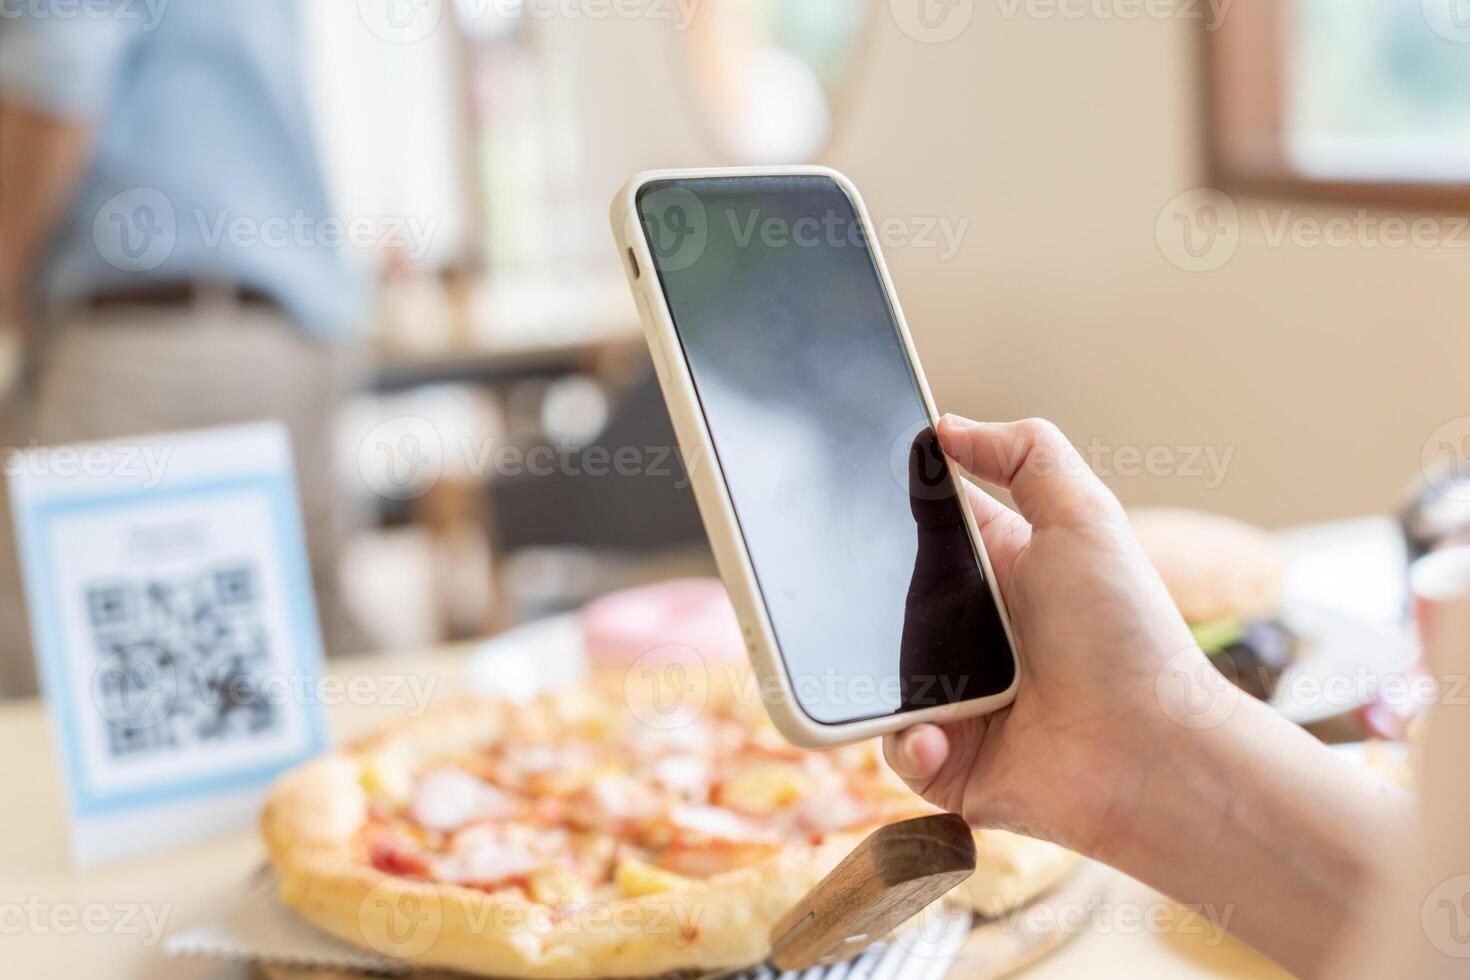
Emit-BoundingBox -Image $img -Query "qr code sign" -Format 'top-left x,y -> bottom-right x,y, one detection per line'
89,564 -> 281,758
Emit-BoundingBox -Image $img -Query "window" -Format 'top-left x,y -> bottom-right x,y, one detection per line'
1208,0 -> 1470,207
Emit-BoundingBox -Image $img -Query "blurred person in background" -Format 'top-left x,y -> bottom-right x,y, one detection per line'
0,0 -> 372,697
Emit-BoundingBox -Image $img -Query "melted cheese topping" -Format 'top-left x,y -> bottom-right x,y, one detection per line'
360,686 -> 920,903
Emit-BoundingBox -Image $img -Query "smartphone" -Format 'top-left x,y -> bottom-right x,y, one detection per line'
610,167 -> 1020,747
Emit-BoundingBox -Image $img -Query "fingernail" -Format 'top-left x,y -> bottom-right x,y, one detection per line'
941,414 -> 981,430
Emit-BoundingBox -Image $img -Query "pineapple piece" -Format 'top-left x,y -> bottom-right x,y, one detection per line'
715,763 -> 810,816
359,754 -> 414,805
615,856 -> 691,897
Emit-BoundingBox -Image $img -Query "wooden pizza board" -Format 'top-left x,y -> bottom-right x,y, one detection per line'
255,860 -> 1108,980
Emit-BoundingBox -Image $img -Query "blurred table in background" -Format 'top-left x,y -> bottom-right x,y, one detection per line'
369,272 -> 645,393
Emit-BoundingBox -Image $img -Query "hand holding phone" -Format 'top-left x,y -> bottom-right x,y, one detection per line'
611,168 -> 1019,746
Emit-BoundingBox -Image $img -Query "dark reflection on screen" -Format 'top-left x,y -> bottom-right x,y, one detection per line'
637,176 -> 1014,725
899,427 -> 1014,711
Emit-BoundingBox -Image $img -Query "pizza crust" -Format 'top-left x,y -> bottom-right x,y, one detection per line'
263,683 -> 1076,978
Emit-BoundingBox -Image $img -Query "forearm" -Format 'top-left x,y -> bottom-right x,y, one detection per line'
0,100 -> 94,320
1095,694 -> 1414,977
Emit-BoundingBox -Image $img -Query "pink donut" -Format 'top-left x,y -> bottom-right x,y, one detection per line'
580,578 -> 747,667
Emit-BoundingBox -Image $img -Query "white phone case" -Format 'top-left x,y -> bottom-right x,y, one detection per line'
610,166 -> 1021,748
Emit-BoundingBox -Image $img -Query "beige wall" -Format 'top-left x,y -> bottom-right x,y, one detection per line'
574,7 -> 1467,527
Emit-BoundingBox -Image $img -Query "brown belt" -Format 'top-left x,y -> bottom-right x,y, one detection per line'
80,282 -> 279,312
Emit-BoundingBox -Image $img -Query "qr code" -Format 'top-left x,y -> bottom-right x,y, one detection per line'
87,564 -> 280,758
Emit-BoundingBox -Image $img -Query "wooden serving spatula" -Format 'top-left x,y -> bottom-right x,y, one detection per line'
763,812 -> 977,972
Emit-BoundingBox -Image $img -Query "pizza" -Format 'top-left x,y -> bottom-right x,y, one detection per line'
262,667 -> 1076,978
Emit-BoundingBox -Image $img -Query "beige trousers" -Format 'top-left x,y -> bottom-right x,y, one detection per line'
0,302 -> 368,698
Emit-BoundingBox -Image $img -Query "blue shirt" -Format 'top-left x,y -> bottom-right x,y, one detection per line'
0,0 -> 368,337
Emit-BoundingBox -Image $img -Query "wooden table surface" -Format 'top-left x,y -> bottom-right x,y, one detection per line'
0,643 -> 1293,980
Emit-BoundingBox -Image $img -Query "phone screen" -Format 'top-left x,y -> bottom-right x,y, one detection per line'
637,175 -> 1015,726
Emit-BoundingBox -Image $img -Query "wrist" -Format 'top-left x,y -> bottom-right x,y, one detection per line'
0,252 -> 28,322
1088,689 -> 1261,869
0,279 -> 35,337
0,290 -> 21,330
1080,672 -> 1413,976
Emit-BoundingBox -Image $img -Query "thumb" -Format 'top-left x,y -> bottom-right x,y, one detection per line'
882,725 -> 950,787
937,415 -> 1120,529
